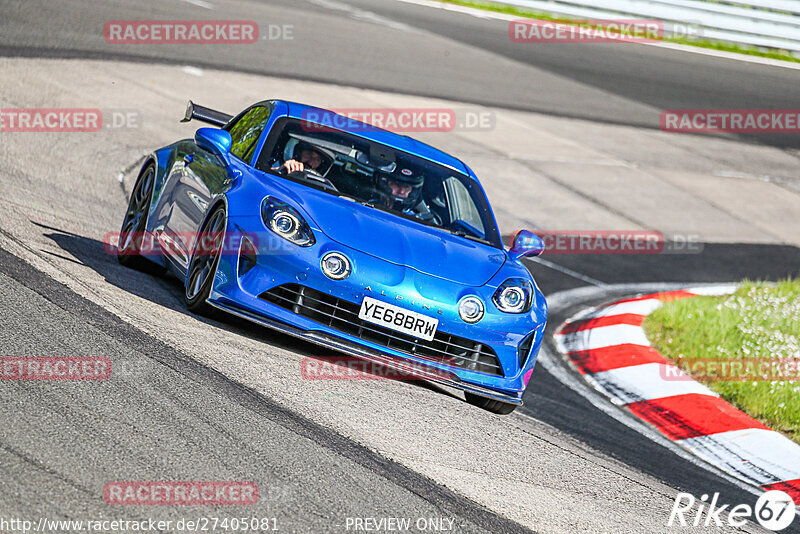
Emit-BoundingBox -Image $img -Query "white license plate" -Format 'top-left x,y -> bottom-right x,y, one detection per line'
358,296 -> 439,341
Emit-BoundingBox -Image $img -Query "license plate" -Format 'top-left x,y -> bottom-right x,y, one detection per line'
358,296 -> 439,341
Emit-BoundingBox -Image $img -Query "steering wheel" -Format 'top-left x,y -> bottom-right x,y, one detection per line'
420,211 -> 443,227
365,189 -> 393,207
280,165 -> 339,192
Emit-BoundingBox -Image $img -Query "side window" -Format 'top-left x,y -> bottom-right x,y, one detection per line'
444,177 -> 485,236
227,105 -> 272,162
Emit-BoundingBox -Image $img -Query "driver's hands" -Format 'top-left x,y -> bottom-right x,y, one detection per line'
282,159 -> 305,174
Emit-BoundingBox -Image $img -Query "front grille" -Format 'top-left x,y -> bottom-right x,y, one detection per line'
260,284 -> 503,377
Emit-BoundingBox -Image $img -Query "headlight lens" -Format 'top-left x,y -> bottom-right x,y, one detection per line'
321,252 -> 351,280
262,198 -> 315,247
493,279 -> 533,313
273,212 -> 298,235
458,296 -> 484,323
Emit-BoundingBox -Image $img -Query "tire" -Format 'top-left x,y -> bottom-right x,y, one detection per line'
117,163 -> 165,274
464,392 -> 518,415
184,205 -> 226,316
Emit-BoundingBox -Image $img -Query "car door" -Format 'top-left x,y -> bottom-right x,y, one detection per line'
160,103 -> 274,272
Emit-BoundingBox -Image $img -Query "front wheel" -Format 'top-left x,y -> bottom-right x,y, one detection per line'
184,205 -> 226,316
465,392 -> 518,415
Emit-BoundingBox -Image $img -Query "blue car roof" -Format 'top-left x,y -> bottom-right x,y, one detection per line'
281,101 -> 474,179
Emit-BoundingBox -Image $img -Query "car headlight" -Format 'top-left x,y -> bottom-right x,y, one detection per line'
493,279 -> 533,313
262,198 -> 315,247
459,296 -> 484,323
321,252 -> 351,280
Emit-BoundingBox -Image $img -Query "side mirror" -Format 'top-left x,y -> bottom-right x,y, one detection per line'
508,230 -> 545,261
194,127 -> 232,157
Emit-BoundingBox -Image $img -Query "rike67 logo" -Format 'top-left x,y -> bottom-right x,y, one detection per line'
668,491 -> 796,531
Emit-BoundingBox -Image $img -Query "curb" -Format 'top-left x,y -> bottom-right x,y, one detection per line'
553,286 -> 800,505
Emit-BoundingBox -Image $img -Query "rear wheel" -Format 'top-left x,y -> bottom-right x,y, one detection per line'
465,392 -> 518,415
118,163 -> 164,274
184,205 -> 226,316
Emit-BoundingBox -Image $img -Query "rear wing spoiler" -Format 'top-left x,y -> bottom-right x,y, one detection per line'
181,100 -> 233,127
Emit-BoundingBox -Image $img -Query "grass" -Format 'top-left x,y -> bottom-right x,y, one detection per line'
643,280 -> 800,443
438,0 -> 800,63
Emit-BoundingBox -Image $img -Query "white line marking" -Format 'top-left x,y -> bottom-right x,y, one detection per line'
179,0 -> 214,9
182,66 -> 204,77
528,256 -> 608,287
392,0 -> 800,70
713,170 -> 782,183
309,0 -> 415,32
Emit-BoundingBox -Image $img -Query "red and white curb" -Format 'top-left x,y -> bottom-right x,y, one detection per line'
554,286 -> 800,505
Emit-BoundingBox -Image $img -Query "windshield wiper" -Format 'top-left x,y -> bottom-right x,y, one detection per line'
278,169 -> 338,193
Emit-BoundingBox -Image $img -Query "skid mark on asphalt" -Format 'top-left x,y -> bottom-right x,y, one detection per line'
0,245 -> 533,534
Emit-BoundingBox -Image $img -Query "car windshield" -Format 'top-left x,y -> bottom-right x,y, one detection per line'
256,118 -> 501,248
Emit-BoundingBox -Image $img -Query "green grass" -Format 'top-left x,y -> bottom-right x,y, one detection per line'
643,280 -> 800,443
439,0 -> 800,63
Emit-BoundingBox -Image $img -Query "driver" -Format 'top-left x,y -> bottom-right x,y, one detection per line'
281,141 -> 329,174
375,167 -> 434,219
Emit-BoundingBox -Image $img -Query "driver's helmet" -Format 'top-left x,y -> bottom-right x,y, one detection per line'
376,165 -> 424,209
289,140 -> 334,176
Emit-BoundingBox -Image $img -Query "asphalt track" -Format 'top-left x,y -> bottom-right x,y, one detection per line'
0,245 -> 530,533
1,0 -> 799,532
2,0 -> 800,148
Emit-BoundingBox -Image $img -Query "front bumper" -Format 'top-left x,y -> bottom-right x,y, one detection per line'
206,215 -> 545,403
208,299 -> 526,405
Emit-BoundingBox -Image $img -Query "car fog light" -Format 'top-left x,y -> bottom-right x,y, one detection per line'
321,252 -> 351,280
459,296 -> 484,323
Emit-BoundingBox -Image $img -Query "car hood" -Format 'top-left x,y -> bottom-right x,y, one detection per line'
299,192 -> 505,287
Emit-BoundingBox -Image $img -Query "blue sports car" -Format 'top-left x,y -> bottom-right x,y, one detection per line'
118,100 -> 547,414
